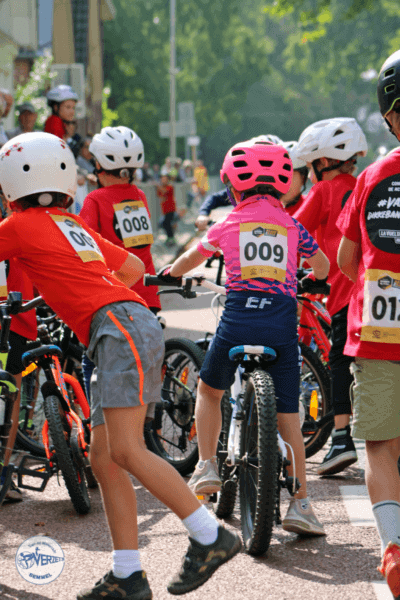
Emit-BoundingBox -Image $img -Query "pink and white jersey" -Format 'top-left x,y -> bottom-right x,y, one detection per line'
197,195 -> 319,298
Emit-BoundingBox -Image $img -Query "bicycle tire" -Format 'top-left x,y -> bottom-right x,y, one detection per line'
15,372 -> 47,458
44,394 -> 91,515
144,338 -> 204,476
0,463 -> 13,507
212,391 -> 237,519
239,369 -> 278,556
299,342 -> 333,458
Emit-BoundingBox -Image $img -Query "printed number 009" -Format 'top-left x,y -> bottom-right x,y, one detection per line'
244,241 -> 284,263
123,216 -> 149,233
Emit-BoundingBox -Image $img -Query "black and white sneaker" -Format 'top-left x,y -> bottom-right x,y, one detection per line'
317,425 -> 357,476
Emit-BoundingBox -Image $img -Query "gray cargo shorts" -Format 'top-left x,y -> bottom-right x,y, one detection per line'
86,301 -> 164,428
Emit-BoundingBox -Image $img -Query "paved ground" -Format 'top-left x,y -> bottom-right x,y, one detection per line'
0,210 -> 392,600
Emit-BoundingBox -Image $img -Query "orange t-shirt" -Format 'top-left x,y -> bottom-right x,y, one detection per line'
0,207 -> 148,346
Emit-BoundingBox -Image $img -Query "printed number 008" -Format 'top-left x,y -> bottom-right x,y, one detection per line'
372,295 -> 400,321
244,241 -> 284,263
122,216 -> 149,233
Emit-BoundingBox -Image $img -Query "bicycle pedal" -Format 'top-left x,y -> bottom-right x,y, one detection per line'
16,455 -> 52,492
196,493 -> 211,505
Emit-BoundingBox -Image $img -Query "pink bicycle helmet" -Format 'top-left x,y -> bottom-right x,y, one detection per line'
220,139 -> 293,195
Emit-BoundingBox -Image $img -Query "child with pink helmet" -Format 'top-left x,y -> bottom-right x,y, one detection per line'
158,139 -> 330,535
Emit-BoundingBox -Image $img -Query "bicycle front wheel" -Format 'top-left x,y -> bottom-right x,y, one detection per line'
44,395 -> 91,515
144,338 -> 204,476
239,369 -> 278,556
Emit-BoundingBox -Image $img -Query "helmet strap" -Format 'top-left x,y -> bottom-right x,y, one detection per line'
312,156 -> 357,182
226,186 -> 237,207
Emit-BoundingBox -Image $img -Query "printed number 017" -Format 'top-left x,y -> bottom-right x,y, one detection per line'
372,295 -> 400,321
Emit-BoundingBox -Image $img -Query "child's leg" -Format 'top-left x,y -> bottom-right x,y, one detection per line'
102,404 -> 201,521
195,379 -> 225,461
277,412 -> 307,499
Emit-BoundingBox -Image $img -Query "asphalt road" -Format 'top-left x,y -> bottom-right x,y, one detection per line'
0,220 -> 391,600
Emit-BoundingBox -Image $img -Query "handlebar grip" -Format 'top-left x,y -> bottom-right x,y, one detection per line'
298,282 -> 331,295
144,275 -> 182,287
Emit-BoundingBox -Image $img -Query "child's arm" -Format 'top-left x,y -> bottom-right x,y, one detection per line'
337,236 -> 359,283
170,246 -> 206,277
306,248 -> 329,281
114,253 -> 145,288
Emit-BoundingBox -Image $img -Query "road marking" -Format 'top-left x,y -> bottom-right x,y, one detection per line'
372,581 -> 393,600
339,484 -> 375,527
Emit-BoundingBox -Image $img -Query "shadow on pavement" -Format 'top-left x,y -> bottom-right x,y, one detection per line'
0,481 -> 169,554
0,583 -> 51,600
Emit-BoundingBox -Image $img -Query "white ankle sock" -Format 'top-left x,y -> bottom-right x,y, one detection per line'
112,549 -> 142,579
372,500 -> 400,556
182,505 -> 219,545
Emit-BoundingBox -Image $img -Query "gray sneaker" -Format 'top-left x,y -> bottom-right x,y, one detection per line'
188,457 -> 222,494
282,499 -> 326,536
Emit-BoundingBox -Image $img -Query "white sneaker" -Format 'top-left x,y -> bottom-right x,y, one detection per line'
282,499 -> 326,536
188,457 -> 222,494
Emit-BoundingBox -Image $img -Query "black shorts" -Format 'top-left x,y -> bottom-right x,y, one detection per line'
6,331 -> 28,375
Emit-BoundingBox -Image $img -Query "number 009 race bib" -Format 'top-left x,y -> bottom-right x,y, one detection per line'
239,222 -> 288,282
114,201 -> 154,248
50,215 -> 105,263
361,269 -> 400,343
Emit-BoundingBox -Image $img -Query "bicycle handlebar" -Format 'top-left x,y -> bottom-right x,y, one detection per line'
144,274 -> 226,298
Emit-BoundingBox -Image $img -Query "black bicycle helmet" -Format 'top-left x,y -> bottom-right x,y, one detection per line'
377,50 -> 400,118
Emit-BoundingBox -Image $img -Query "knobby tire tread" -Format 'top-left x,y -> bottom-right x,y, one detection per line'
240,369 -> 278,556
213,391 -> 237,518
300,342 -> 333,458
44,395 -> 90,515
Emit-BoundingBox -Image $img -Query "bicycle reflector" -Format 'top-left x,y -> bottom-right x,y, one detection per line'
180,367 -> 189,385
309,390 -> 319,420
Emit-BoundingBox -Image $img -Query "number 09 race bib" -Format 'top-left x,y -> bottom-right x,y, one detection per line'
50,215 -> 105,263
239,223 -> 288,282
361,269 -> 400,343
114,201 -> 154,248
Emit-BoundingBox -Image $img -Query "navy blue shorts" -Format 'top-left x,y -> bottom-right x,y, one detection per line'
199,291 -> 301,413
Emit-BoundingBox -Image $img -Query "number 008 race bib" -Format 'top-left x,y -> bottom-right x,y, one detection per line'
239,222 -> 288,282
361,269 -> 400,343
114,201 -> 154,248
50,215 -> 105,263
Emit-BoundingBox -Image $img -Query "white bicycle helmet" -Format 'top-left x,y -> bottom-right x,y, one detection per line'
0,132 -> 77,202
46,84 -> 79,104
89,126 -> 144,170
251,134 -> 283,146
296,118 -> 368,163
281,141 -> 307,170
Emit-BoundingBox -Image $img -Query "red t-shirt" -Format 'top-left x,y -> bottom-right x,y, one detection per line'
157,185 -> 176,214
0,207 -> 148,346
80,184 -> 160,310
293,174 -> 357,316
0,257 -> 37,340
44,115 -> 66,139
337,148 -> 400,360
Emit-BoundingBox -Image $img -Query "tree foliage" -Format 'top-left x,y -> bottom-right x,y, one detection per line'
103,0 -> 400,172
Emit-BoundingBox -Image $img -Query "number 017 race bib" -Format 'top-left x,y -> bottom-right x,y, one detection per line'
361,269 -> 400,343
50,215 -> 105,263
239,222 -> 288,282
114,201 -> 154,248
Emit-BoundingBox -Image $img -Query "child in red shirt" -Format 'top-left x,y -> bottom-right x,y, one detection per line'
0,131 -> 241,599
157,173 -> 177,245
294,117 -> 368,477
44,85 -> 78,141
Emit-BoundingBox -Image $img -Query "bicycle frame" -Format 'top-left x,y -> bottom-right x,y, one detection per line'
298,294 -> 331,364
